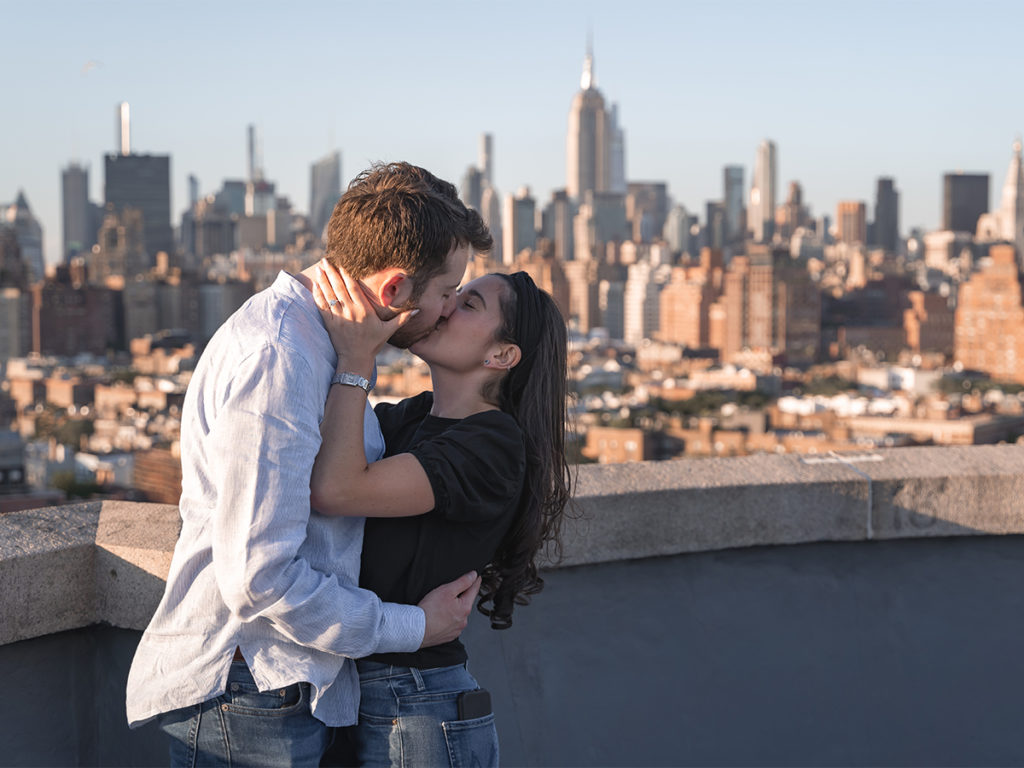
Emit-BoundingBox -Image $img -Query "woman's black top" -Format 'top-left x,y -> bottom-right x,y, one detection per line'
359,391 -> 526,669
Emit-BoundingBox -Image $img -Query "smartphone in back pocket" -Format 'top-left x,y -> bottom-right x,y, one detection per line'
457,688 -> 491,720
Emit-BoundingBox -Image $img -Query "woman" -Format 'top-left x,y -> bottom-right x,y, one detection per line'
309,260 -> 572,767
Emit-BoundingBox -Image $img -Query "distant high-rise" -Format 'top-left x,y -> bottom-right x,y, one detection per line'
104,106 -> 173,259
874,177 -> 899,253
62,163 -> 93,260
836,201 -> 868,245
0,226 -> 29,290
247,124 -> 259,182
943,172 -> 989,233
663,205 -> 692,256
978,140 -> 1024,257
608,104 -> 627,194
502,187 -> 537,266
623,262 -> 660,345
659,265 -> 715,349
955,244 -> 1024,384
105,152 -> 174,260
704,201 -> 725,251
309,150 -> 342,242
626,182 -> 668,243
89,206 -> 148,283
543,189 -> 575,263
460,166 -> 484,213
3,192 -> 44,283
480,186 -> 503,265
749,140 -> 777,242
997,140 -> 1024,251
566,45 -> 610,201
775,181 -> 808,241
479,134 -> 493,185
117,102 -> 131,156
723,166 -> 745,243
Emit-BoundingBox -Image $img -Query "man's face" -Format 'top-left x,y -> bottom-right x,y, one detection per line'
386,243 -> 470,348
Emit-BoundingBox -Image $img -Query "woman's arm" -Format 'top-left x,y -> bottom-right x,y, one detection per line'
309,261 -> 435,518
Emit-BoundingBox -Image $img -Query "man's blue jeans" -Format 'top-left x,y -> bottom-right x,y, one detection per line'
157,660 -> 329,767
353,660 -> 498,768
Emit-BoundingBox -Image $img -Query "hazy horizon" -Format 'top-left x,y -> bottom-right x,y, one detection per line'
5,0 -> 1024,264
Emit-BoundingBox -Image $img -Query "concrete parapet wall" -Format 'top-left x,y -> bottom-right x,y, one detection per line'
560,444 -> 1024,565
1,444 -> 1023,645
2,444 -> 1024,766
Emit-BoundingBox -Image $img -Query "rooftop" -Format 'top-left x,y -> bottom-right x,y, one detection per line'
2,444 -> 1024,766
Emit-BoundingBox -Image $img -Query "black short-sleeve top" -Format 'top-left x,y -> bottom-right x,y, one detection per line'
359,391 -> 526,668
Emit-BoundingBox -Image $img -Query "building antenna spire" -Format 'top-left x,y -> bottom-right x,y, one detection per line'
581,28 -> 595,90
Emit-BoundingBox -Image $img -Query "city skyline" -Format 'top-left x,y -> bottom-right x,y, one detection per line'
5,0 -> 1024,265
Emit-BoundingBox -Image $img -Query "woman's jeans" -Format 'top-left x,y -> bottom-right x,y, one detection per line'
354,660 -> 498,768
157,660 -> 329,767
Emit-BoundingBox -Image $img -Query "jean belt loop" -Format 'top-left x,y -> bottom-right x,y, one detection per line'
410,667 -> 426,691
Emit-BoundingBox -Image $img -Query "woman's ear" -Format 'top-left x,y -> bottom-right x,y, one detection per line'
487,343 -> 521,371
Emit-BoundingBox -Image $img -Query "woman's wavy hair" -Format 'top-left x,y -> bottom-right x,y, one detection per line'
478,271 -> 574,629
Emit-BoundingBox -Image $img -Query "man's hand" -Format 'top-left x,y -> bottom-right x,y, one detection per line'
418,571 -> 482,648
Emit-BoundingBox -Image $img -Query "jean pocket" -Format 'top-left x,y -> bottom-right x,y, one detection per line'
220,679 -> 305,717
442,713 -> 499,768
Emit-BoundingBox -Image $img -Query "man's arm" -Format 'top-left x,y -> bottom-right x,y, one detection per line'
208,343 -> 469,655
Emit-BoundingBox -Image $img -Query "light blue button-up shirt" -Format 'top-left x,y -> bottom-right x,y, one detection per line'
126,271 -> 424,728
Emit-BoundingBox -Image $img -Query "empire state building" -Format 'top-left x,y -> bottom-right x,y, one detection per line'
566,48 -> 610,201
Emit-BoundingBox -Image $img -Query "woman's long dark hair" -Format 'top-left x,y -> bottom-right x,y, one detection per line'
477,271 -> 573,629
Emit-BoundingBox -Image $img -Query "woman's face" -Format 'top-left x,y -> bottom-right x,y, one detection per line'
409,274 -> 510,371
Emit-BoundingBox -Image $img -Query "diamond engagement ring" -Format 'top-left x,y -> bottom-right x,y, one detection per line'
328,299 -> 340,308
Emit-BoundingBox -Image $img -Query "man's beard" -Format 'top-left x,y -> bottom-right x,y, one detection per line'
386,315 -> 436,349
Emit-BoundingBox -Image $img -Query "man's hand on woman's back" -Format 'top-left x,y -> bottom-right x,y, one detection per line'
418,571 -> 482,648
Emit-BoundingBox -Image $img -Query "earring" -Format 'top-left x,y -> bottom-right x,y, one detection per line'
483,359 -> 490,365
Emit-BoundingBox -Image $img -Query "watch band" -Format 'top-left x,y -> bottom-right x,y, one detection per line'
331,372 -> 373,395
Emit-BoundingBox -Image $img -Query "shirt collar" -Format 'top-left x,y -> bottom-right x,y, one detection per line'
272,270 -> 321,322
270,270 -> 377,388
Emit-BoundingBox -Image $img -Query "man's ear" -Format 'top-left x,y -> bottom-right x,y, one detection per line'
487,343 -> 522,371
379,270 -> 413,309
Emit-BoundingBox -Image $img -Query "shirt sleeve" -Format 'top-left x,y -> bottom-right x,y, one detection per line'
208,342 -> 424,657
409,412 -> 525,523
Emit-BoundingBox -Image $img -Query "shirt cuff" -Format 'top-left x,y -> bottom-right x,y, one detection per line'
375,603 -> 425,654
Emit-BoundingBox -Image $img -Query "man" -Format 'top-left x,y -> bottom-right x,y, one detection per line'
126,163 -> 493,765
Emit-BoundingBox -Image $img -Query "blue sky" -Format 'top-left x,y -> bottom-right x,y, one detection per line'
4,0 -> 1024,265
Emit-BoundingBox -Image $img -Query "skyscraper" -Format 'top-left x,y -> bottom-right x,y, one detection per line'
663,205 -> 692,256
3,193 -> 44,283
105,152 -> 174,260
874,177 -> 899,253
749,140 -> 777,242
723,166 -> 745,244
62,163 -> 93,261
479,133 -> 493,186
608,104 -> 627,194
542,189 -> 575,263
943,172 -> 989,233
626,182 -> 668,243
978,140 -> 1024,257
480,185 -> 503,265
309,150 -> 342,242
955,244 -> 1024,384
566,45 -> 610,201
502,187 -> 537,265
104,102 -> 174,260
997,140 -> 1024,252
836,201 -> 867,245
460,166 -> 484,213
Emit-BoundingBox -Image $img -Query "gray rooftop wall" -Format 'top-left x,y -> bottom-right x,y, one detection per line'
2,445 -> 1023,766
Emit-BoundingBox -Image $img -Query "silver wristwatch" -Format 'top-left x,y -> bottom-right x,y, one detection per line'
331,372 -> 373,395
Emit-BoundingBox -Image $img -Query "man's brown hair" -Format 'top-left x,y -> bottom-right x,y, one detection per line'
325,162 -> 492,301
